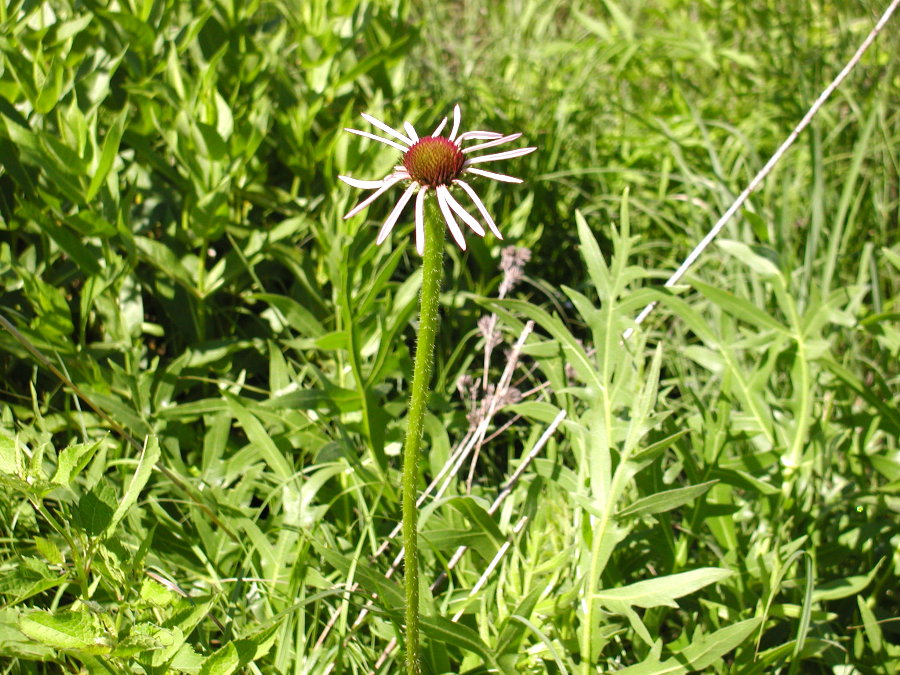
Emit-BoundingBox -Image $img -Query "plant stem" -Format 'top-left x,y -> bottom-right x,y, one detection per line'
402,195 -> 444,675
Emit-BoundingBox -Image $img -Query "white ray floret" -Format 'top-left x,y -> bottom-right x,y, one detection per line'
448,104 -> 462,142
462,133 -> 523,153
338,175 -> 387,190
464,167 -> 525,183
377,184 -> 418,245
464,147 -> 538,165
431,117 -> 448,137
344,128 -> 407,152
338,105 -> 536,254
360,112 -> 414,145
435,186 -> 468,250
441,186 -> 486,236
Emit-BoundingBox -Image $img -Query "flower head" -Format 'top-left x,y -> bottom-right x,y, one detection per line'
338,104 -> 536,255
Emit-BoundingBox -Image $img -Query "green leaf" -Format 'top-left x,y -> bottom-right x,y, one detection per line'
199,623 -> 279,674
575,210 -> 610,300
199,643 -> 240,675
443,496 -> 504,548
0,609 -> 56,659
617,480 -> 718,519
691,279 -> 789,335
34,537 -> 64,565
315,544 -> 405,612
76,479 -> 117,537
717,239 -> 783,279
0,433 -> 22,476
247,293 -> 325,337
224,394 -> 295,481
812,566 -> 878,602
53,440 -> 102,486
140,578 -> 176,608
86,108 -> 128,201
743,209 -> 770,243
419,615 -> 499,669
882,246 -> 900,272
34,58 -> 65,115
108,435 -> 160,534
496,583 -> 546,656
19,610 -> 108,653
673,617 -> 761,669
0,558 -> 64,602
487,298 -> 603,396
595,568 -> 733,609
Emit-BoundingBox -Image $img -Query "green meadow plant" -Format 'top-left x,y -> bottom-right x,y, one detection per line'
337,104 -> 536,673
0,0 -> 898,673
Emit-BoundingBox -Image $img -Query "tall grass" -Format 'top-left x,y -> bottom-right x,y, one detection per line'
1,0 -> 897,673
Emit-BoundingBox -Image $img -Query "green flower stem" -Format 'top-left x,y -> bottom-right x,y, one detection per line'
402,195 -> 444,675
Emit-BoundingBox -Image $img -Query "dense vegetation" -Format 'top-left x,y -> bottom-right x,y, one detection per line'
1,0 -> 897,672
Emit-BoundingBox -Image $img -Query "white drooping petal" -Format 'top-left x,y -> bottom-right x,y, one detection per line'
464,167 -> 524,183
360,112 -> 413,145
449,104 -> 462,141
343,174 -> 406,219
338,175 -> 387,189
455,179 -> 504,240
404,122 -> 419,142
345,128 -> 408,152
461,133 -> 523,153
376,183 -> 419,245
442,188 -> 485,236
464,146 -> 538,165
454,131 -> 504,144
435,186 -> 467,250
414,187 -> 427,256
431,116 -> 448,137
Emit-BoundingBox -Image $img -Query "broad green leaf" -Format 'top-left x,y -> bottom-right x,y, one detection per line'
496,583 -> 547,656
575,210 -> 610,300
315,544 -> 405,612
19,610 -> 108,653
248,293 -> 324,337
140,578 -> 176,608
0,433 -> 21,476
487,298 -> 602,395
717,239 -> 783,279
198,642 -> 240,675
595,568 -> 732,609
0,558 -> 64,602
76,479 -> 117,536
419,615 -> 499,669
617,480 -> 718,519
691,279 -> 789,335
882,246 -> 900,271
674,617 -> 761,669
144,626 -> 185,668
224,394 -> 294,480
870,454 -> 900,482
812,566 -> 878,602
86,108 -> 128,201
0,609 -> 56,660
108,435 -> 160,534
110,621 -> 168,658
34,537 -> 64,565
53,440 -> 102,486
856,594 -> 883,653
443,496 -> 505,546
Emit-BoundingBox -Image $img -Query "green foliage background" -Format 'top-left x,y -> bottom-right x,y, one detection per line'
0,0 -> 898,672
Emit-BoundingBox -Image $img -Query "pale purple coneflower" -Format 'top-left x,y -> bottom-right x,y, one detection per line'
338,104 -> 536,255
